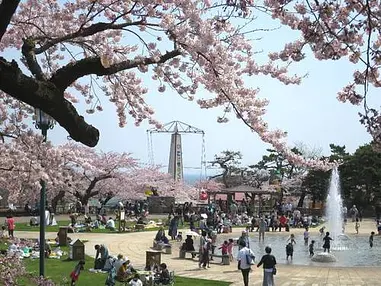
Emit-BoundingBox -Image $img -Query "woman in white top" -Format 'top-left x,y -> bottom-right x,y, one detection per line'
237,240 -> 255,286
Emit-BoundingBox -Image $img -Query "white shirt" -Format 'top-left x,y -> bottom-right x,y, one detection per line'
237,246 -> 255,270
107,219 -> 115,228
129,279 -> 143,286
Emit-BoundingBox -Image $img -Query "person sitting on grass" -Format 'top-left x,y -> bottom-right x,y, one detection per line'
70,260 -> 85,286
29,217 -> 39,226
106,217 -> 116,231
154,263 -> 171,285
128,273 -> 143,286
114,254 -> 125,273
116,259 -> 136,282
137,216 -> 146,225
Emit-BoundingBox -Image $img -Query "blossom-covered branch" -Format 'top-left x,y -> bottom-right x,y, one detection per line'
50,50 -> 181,91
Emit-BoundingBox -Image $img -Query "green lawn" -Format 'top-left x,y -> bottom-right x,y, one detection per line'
16,245 -> 230,286
16,220 -> 71,232
15,220 -> 163,234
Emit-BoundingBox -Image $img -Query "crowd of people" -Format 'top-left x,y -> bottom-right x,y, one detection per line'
91,243 -> 173,286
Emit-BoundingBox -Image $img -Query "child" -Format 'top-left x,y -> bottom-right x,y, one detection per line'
369,231 -> 375,248
287,233 -> 296,245
128,273 -> 143,286
227,238 -> 234,262
219,240 -> 228,255
304,227 -> 309,246
323,232 -> 333,253
309,240 -> 315,257
355,218 -> 360,234
0,226 -> 6,238
286,242 -> 294,260
319,226 -> 326,236
70,260 -> 85,286
176,231 -> 183,242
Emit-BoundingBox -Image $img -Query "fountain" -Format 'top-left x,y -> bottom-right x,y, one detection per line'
312,167 -> 345,262
326,167 -> 344,243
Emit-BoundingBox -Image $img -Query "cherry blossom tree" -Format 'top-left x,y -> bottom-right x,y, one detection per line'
56,143 -> 138,205
195,179 -> 224,192
264,0 -> 381,146
0,136 -> 197,206
0,0 -> 338,170
0,133 -> 63,204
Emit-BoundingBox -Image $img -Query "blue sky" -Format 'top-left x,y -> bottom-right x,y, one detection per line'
13,8 -> 379,176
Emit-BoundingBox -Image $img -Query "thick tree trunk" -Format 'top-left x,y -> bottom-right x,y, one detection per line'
297,191 -> 306,208
51,190 -> 65,213
75,174 -> 112,206
312,197 -> 316,209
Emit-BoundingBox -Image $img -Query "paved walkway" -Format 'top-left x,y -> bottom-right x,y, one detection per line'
16,219 -> 380,286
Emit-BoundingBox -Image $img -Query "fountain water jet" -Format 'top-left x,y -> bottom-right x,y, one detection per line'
312,167 -> 347,263
325,166 -> 344,246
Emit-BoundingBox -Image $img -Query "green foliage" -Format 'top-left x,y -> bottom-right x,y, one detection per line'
254,147 -> 303,181
300,144 -> 348,207
209,150 -> 243,187
340,144 -> 381,209
302,169 -> 330,205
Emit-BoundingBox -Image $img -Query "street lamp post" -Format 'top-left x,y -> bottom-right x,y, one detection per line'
34,109 -> 55,277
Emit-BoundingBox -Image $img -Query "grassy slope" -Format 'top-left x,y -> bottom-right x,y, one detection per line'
16,245 -> 230,286
15,221 -> 162,233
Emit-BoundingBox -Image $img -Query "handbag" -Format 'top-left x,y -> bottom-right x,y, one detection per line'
272,266 -> 277,275
246,250 -> 255,265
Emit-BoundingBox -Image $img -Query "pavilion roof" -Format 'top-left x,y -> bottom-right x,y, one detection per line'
208,184 -> 277,195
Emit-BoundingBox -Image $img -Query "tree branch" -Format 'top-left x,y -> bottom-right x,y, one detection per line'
22,38 -> 46,80
50,50 -> 181,91
80,174 -> 113,204
34,20 -> 146,54
0,0 -> 20,42
0,57 -> 99,147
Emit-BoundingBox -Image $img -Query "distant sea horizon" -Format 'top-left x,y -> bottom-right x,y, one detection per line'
183,173 -> 206,185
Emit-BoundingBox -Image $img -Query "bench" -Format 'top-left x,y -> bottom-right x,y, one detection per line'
179,250 -> 198,259
210,254 -> 230,265
162,245 -> 172,254
152,240 -> 171,252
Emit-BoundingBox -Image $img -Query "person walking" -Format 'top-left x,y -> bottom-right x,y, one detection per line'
258,218 -> 267,242
237,230 -> 250,250
257,246 -> 277,286
237,240 -> 255,286
6,215 -> 15,238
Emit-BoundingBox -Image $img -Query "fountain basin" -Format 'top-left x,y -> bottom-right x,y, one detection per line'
311,252 -> 337,263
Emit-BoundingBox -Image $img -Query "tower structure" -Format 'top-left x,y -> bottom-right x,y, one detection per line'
147,121 -> 205,181
168,126 -> 183,180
